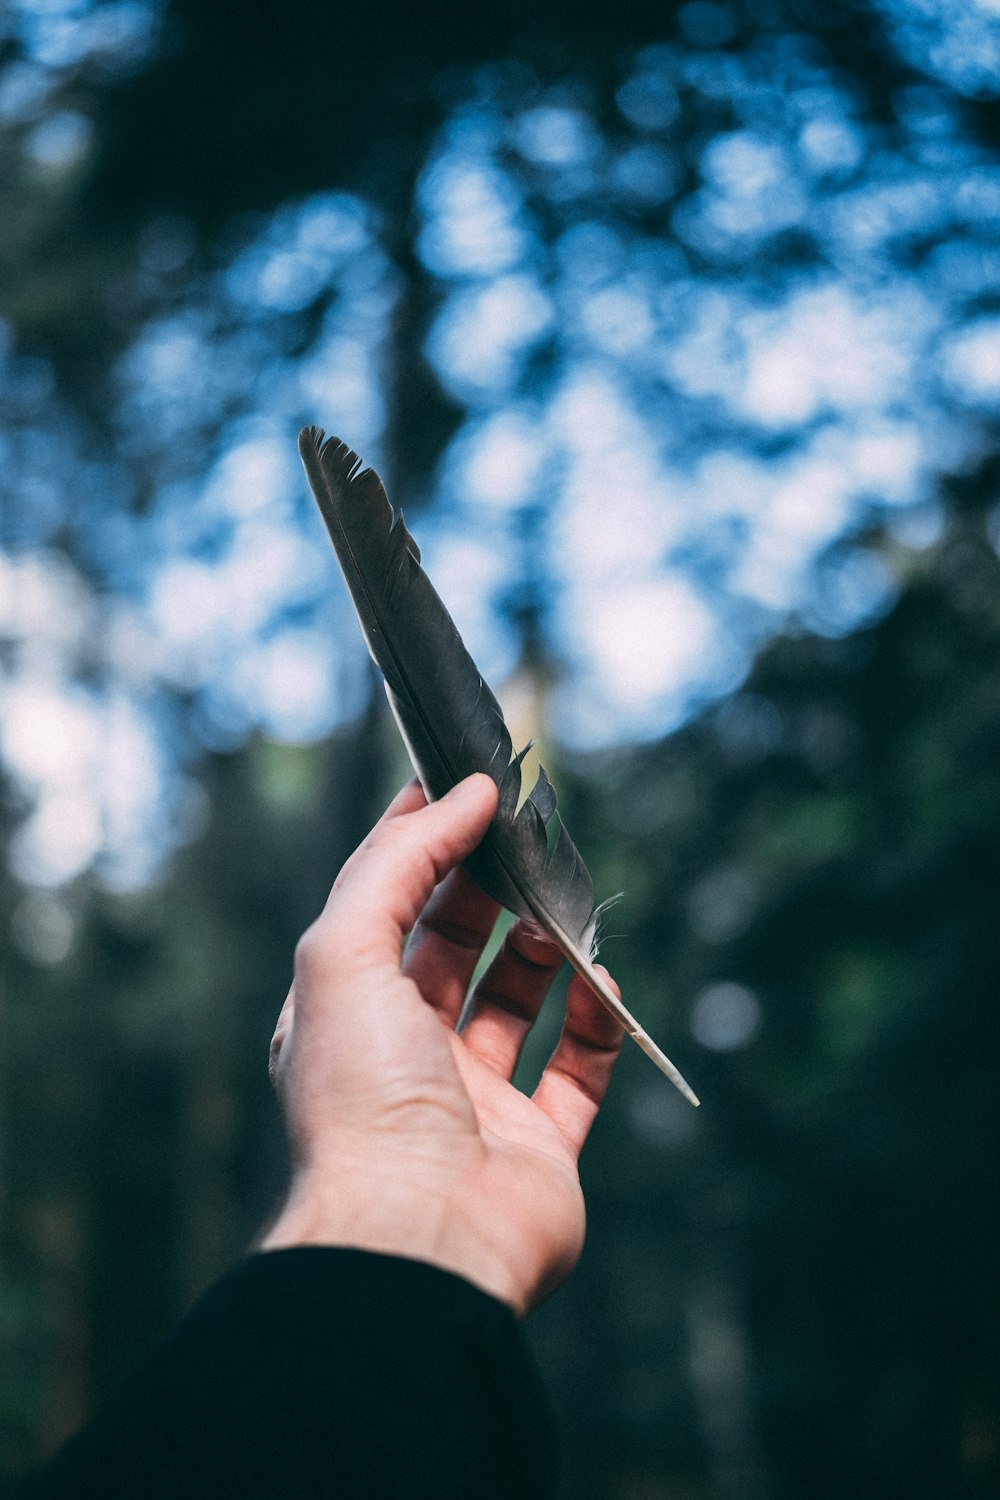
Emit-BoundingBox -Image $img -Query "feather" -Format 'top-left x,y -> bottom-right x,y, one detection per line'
299,427 -> 699,1106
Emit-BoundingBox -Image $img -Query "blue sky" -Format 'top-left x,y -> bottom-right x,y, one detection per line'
2,0 -> 1000,886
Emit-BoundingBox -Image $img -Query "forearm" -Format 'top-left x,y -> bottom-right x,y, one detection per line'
29,1249 -> 556,1500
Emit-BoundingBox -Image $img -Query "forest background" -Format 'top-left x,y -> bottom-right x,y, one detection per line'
1,1 -> 998,1496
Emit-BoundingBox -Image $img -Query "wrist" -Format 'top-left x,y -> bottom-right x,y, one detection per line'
259,1167 -> 525,1315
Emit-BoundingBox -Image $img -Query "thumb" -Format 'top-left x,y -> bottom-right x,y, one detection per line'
296,774 -> 499,991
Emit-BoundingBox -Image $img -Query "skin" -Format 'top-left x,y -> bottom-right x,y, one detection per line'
262,773 -> 623,1316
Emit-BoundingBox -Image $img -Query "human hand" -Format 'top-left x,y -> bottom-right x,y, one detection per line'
261,774 -> 623,1315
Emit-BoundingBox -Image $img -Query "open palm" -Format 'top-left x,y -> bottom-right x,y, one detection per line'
264,776 -> 622,1314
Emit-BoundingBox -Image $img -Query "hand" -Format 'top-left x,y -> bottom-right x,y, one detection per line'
261,774 -> 623,1315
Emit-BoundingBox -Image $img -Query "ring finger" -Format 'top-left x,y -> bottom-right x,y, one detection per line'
459,919 -> 564,1080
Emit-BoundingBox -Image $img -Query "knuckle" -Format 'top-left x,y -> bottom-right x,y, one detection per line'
293,923 -> 330,984
268,1032 -> 285,1091
268,992 -> 295,1092
507,920 -> 562,971
472,984 -> 537,1025
423,911 -> 492,953
357,820 -> 410,876
369,819 -> 407,854
372,818 -> 440,878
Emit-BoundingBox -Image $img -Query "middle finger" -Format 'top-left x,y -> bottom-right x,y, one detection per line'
459,920 -> 564,1080
403,865 -> 500,1026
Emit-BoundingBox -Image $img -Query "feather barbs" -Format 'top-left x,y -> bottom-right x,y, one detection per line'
299,426 -> 699,1106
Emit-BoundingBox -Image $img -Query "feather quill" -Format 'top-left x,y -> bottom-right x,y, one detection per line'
299,427 -> 699,1106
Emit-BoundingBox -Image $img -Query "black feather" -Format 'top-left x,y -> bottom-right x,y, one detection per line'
299,427 -> 698,1104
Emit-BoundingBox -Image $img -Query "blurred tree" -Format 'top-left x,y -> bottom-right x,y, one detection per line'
6,0 -> 1000,868
2,0 -> 1000,1496
0,715 -> 393,1471
530,459 -> 1000,1499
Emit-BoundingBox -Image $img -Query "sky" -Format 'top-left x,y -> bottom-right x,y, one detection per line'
1,0 -> 1000,888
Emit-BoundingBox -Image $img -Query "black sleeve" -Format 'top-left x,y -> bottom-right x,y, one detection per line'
28,1248 -> 557,1500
